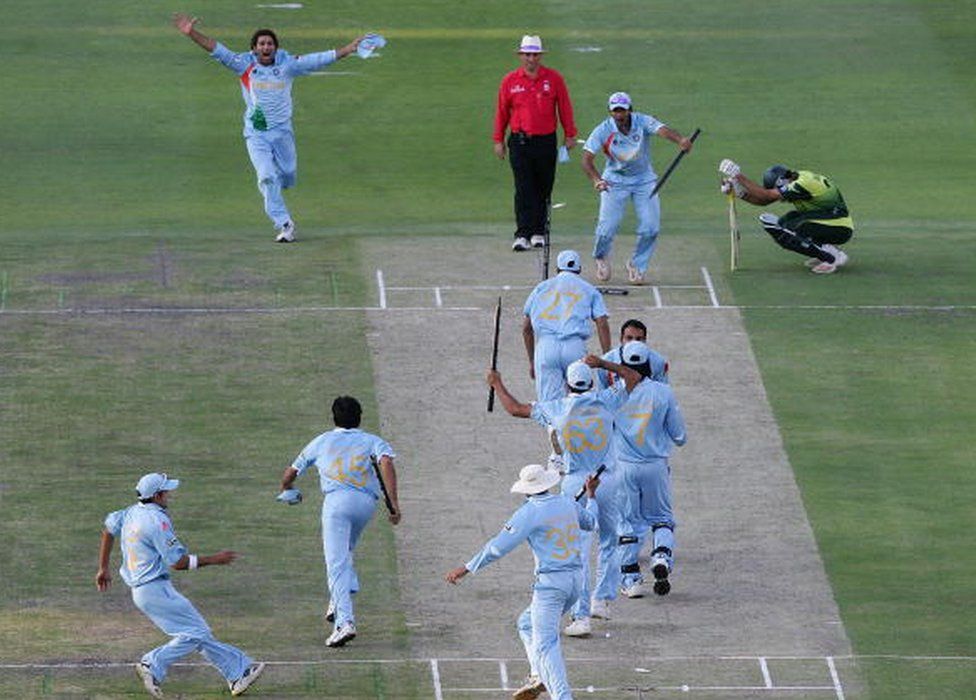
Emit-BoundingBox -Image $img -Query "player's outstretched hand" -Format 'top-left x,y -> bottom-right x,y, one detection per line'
209,550 -> 239,566
718,158 -> 741,178
584,473 -> 600,498
582,353 -> 604,369
445,566 -> 469,585
171,12 -> 198,35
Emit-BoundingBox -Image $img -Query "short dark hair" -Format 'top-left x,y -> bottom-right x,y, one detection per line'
620,319 -> 647,337
332,396 -> 362,429
251,28 -> 279,49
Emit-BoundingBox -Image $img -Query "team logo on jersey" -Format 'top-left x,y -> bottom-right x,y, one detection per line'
511,85 -> 526,93
167,537 -> 178,547
161,521 -> 170,531
273,68 -> 280,76
503,522 -> 516,533
543,80 -> 551,92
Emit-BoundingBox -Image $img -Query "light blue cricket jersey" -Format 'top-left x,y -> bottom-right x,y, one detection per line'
292,428 -> 395,500
523,272 -> 608,340
583,112 -> 664,185
211,43 -> 339,135
531,387 -> 626,474
596,344 -> 669,389
466,494 -> 598,575
104,503 -> 187,588
613,378 -> 686,462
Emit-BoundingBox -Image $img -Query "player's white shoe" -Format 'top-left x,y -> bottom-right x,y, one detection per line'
229,662 -> 266,696
823,244 -> 849,267
512,237 -> 531,252
326,622 -> 357,647
325,599 -> 336,623
530,234 -> 546,248
512,675 -> 547,700
651,555 -> 671,596
594,257 -> 611,282
811,261 -> 838,275
620,580 -> 646,598
563,616 -> 592,637
758,212 -> 779,227
275,220 -> 296,243
135,662 -> 163,699
626,260 -> 645,285
590,597 -> 612,620
805,257 -> 821,268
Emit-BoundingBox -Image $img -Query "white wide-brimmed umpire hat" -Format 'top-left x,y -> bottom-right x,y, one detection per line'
556,249 -> 581,272
608,91 -> 632,110
566,360 -> 594,391
511,463 -> 562,495
136,472 -> 180,499
517,35 -> 546,53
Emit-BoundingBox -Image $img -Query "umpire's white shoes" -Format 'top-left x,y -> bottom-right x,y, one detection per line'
621,580 -> 646,598
651,555 -> 671,596
275,220 -> 296,243
512,237 -> 531,252
564,616 -> 592,637
135,662 -> 163,699
530,234 -> 546,248
626,259 -> 645,285
590,597 -> 612,620
594,257 -> 611,281
512,675 -> 547,700
325,598 -> 335,623
326,622 -> 357,648
229,662 -> 266,696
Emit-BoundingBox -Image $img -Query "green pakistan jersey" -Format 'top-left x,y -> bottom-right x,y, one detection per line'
779,170 -> 853,229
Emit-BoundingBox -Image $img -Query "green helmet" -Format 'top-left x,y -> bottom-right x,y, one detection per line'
762,164 -> 790,189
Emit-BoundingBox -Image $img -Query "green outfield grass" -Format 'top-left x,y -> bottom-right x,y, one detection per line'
2,0 -> 975,698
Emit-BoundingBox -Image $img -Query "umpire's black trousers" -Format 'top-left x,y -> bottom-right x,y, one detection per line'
508,132 -> 557,240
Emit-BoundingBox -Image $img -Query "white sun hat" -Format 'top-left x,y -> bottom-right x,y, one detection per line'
517,35 -> 546,53
511,463 -> 562,495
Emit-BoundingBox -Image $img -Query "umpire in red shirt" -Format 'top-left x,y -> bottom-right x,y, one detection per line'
493,35 -> 577,252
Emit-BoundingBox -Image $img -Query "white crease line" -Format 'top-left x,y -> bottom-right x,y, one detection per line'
652,286 -> 663,308
431,658 -> 443,700
759,656 -> 772,688
827,656 -> 845,700
434,287 -> 443,308
499,660 -> 509,689
701,266 -> 720,307
376,269 -> 387,309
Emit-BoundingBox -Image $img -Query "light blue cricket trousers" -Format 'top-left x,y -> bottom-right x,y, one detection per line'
517,571 -> 581,700
132,577 -> 251,683
245,127 -> 297,228
592,181 -> 661,275
322,488 -> 377,629
617,457 -> 676,587
534,335 -> 587,402
560,469 -> 621,615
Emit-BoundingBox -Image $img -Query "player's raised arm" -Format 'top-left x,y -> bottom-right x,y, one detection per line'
486,369 -> 533,418
171,13 -> 216,52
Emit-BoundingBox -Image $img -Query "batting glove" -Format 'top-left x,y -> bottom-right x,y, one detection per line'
718,158 -> 741,178
276,488 -> 303,505
720,179 -> 733,195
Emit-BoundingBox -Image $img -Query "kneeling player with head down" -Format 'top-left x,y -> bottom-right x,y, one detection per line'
719,159 -> 854,274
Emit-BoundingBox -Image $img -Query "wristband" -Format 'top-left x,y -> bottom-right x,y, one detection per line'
188,554 -> 199,570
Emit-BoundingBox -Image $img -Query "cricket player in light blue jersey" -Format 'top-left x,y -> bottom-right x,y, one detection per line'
595,319 -> 669,391
487,362 -> 629,637
586,342 -> 686,599
173,13 -> 369,242
523,249 -> 611,406
96,473 -> 264,698
446,464 -> 601,700
279,396 -> 401,648
581,92 -> 694,284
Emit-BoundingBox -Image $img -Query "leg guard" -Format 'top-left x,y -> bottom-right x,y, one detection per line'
759,214 -> 834,262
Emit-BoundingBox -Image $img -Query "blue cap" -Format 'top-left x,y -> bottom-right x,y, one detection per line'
621,340 -> 651,366
557,249 -> 581,272
608,91 -> 632,110
566,360 -> 594,390
136,472 -> 180,499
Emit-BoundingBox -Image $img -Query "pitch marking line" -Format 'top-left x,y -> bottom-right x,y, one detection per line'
430,658 -> 443,700
376,269 -> 388,309
827,656 -> 845,700
760,656 -> 773,689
